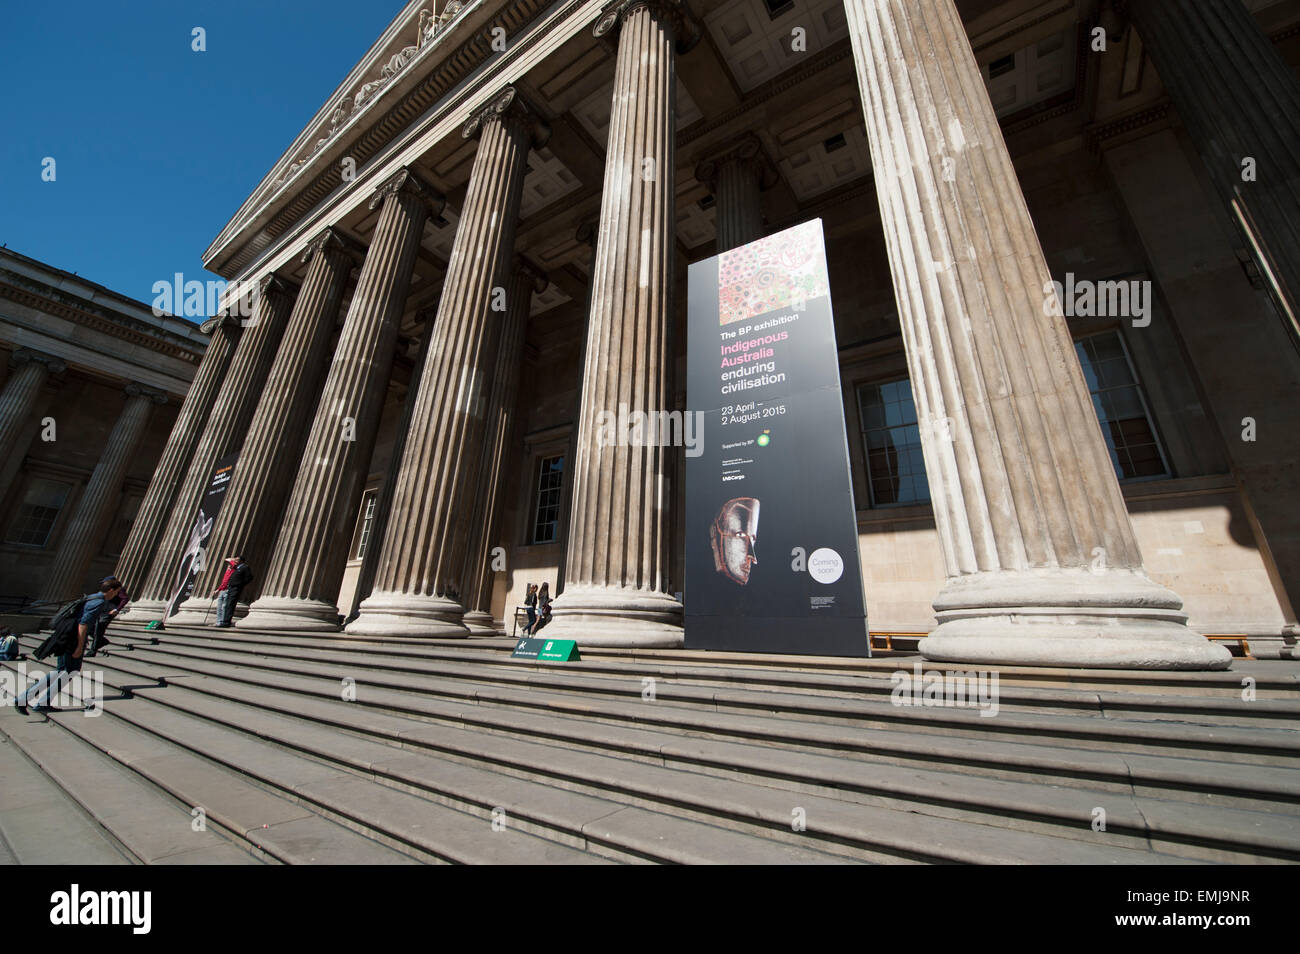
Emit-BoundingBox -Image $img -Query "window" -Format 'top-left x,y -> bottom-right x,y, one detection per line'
6,477 -> 72,547
530,454 -> 565,544
857,379 -> 931,507
763,0 -> 795,21
1074,332 -> 1169,481
351,489 -> 378,561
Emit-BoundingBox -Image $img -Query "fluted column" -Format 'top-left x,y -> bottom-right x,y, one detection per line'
461,257 -> 547,633
243,168 -> 444,632
0,349 -> 66,503
115,316 -> 240,601
845,0 -> 1228,669
40,383 -> 167,602
548,0 -> 699,648
695,133 -> 777,252
344,317 -> 437,625
1127,0 -> 1300,343
349,89 -> 547,637
130,278 -> 298,617
170,229 -> 359,624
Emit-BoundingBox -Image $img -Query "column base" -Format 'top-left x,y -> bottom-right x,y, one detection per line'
345,592 -> 469,637
122,598 -> 170,621
918,569 -> 1232,670
240,596 -> 342,633
546,586 -> 684,648
462,610 -> 501,635
169,595 -> 248,626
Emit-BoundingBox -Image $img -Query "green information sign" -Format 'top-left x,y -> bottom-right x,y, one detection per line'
511,637 -> 580,662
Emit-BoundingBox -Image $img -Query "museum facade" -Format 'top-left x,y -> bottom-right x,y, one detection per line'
0,248 -> 206,607
102,0 -> 1299,666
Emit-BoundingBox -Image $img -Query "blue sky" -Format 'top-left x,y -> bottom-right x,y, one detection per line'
0,1 -> 404,322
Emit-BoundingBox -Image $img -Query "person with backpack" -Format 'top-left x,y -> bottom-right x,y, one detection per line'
213,555 -> 253,628
85,576 -> 128,658
17,579 -> 120,714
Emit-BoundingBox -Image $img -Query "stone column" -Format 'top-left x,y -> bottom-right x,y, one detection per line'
0,349 -> 66,503
844,0 -> 1228,668
548,0 -> 699,648
114,316 -> 240,600
169,229 -> 359,624
344,315 -> 437,625
349,89 -> 547,637
1127,0 -> 1300,342
461,257 -> 547,633
694,133 -> 777,252
243,168 -> 444,632
40,383 -> 167,602
130,278 -> 298,617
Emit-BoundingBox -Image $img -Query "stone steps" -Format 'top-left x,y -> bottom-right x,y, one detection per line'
118,621 -> 1300,700
0,707 -> 261,865
28,632 -> 1282,863
3,653 -> 838,864
0,732 -> 132,865
68,659 -> 1184,863
112,630 -> 1300,782
11,625 -> 1298,862
110,625 -> 1300,731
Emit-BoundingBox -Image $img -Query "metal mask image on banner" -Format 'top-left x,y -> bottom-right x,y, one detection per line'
711,496 -> 760,585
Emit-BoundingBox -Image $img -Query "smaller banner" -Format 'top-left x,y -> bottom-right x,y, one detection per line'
165,452 -> 237,618
511,638 -> 581,662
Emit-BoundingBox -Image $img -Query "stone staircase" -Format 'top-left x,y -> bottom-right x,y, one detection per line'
2,619 -> 1297,864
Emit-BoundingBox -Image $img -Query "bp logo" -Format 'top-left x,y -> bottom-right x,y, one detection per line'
808,547 -> 844,584
757,429 -> 771,447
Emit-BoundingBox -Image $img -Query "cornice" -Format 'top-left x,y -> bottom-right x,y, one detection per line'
205,0 -> 555,278
0,281 -> 205,365
1084,100 -> 1173,153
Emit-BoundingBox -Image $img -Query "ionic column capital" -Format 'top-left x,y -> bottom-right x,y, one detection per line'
513,254 -> 549,294
10,348 -> 66,375
462,86 -> 551,149
124,382 -> 169,405
369,166 -> 446,219
302,226 -> 365,267
258,273 -> 300,300
575,217 -> 601,248
695,133 -> 779,192
594,0 -> 702,53
198,313 -> 241,335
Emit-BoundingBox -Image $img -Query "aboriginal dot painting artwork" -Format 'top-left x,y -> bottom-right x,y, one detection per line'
717,218 -> 830,326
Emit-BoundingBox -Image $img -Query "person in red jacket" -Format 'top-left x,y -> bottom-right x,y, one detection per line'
213,555 -> 253,628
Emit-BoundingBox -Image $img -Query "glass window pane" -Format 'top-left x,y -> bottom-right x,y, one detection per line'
6,478 -> 72,548
857,378 -> 931,508
1076,331 -> 1168,481
531,455 -> 565,544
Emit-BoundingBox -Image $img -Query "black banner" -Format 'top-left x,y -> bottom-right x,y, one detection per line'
685,219 -> 869,656
164,452 -> 237,618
